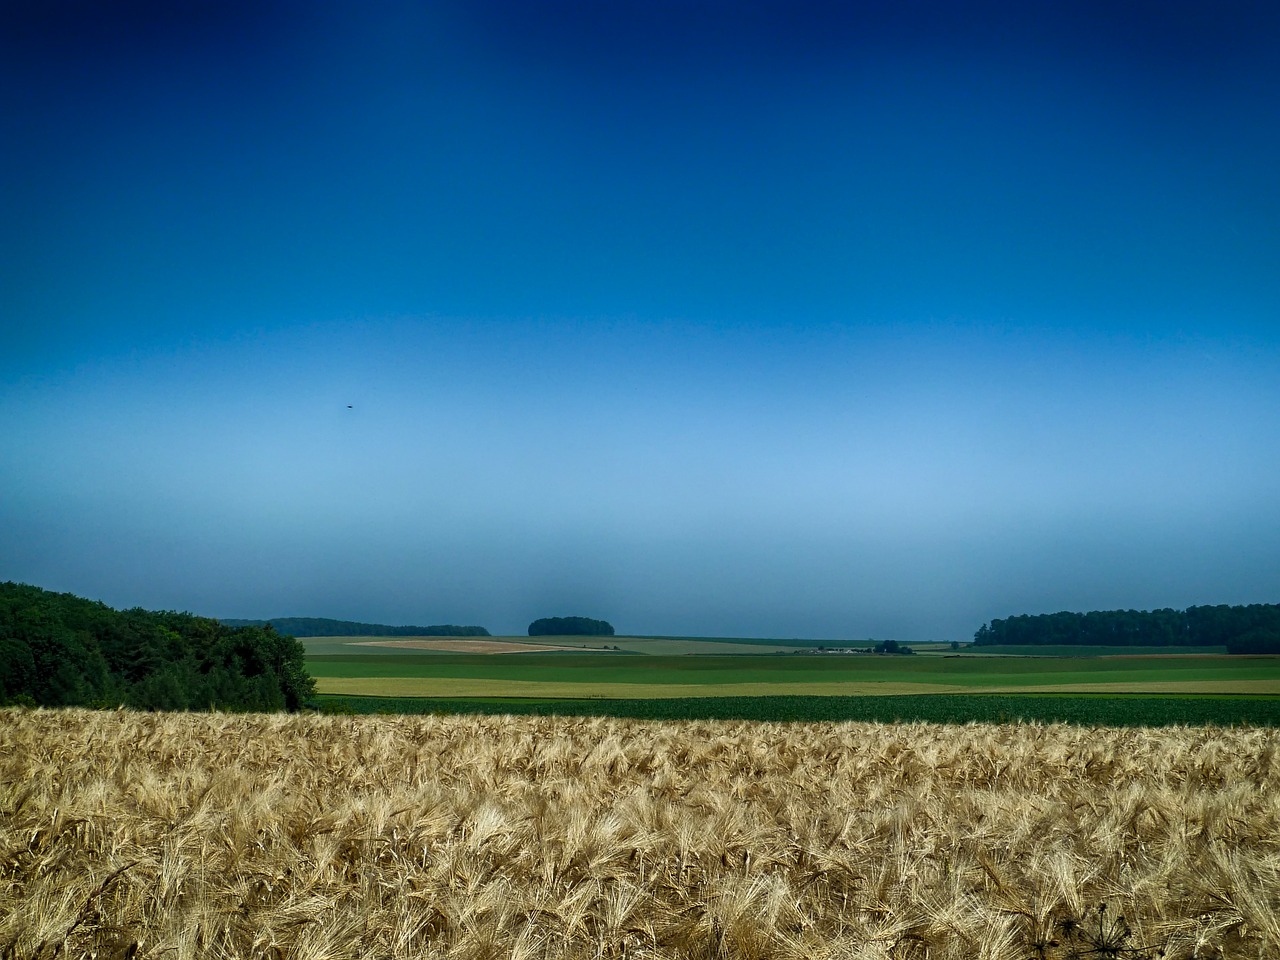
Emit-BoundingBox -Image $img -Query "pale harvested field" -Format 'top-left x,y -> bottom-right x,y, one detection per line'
2,709 -> 1278,960
315,675 -> 1280,698
354,639 -> 592,654
312,636 -> 806,655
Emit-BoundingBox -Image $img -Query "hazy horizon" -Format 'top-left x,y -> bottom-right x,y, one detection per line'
4,2 -> 1278,642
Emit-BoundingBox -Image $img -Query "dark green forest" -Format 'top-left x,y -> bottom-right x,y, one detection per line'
528,616 -> 615,637
974,604 -> 1280,653
220,617 -> 490,637
0,583 -> 315,711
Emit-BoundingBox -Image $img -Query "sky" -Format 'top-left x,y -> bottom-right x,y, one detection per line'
2,1 -> 1278,641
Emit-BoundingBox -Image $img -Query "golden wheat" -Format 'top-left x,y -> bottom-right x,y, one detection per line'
1,708 -> 1277,959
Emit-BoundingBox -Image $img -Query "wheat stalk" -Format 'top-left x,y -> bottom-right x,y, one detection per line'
1,708 -> 1277,959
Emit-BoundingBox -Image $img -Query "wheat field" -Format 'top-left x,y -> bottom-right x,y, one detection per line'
1,709 -> 1277,960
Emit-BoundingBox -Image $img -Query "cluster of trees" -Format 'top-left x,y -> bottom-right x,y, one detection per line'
873,639 -> 915,655
221,617 -> 490,637
973,604 -> 1280,653
528,616 -> 615,637
0,582 -> 315,711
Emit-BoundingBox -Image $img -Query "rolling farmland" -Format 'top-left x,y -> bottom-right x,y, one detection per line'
305,638 -> 1280,706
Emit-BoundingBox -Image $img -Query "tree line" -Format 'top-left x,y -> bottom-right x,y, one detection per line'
220,617 -> 490,637
1,582 -> 315,711
973,604 -> 1280,653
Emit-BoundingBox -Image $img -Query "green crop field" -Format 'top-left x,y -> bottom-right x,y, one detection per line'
957,643 -> 1229,657
307,648 -> 1280,700
310,692 -> 1280,726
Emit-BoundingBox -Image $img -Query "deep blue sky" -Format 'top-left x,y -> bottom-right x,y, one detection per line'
3,1 -> 1278,639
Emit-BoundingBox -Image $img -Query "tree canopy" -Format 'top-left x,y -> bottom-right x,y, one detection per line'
528,616 -> 615,637
973,604 -> 1280,653
0,582 -> 315,711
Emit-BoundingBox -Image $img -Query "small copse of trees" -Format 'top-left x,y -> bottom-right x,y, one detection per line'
528,616 -> 615,637
873,639 -> 914,655
0,582 -> 315,711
